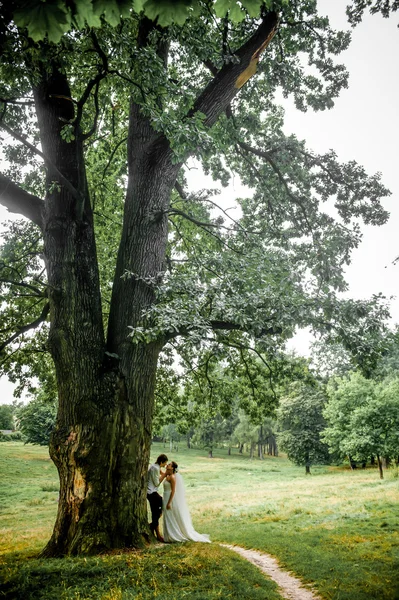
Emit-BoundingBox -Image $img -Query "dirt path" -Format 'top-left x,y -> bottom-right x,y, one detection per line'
221,544 -> 322,600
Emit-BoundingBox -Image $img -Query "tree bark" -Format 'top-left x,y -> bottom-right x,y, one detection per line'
27,64 -> 153,556
377,454 -> 384,479
0,173 -> 44,228
250,442 -> 255,459
258,426 -> 264,459
27,57 -> 173,554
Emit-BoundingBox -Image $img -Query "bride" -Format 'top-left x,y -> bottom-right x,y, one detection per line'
162,461 -> 211,543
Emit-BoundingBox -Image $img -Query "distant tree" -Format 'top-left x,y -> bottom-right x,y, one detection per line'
0,404 -> 14,429
310,340 -> 353,379
260,418 -> 279,457
192,415 -> 227,458
17,393 -> 57,445
160,423 -> 181,451
372,327 -> 399,382
277,383 -> 330,474
0,400 -> 24,430
324,374 -> 399,478
232,412 -> 259,458
323,372 -> 375,468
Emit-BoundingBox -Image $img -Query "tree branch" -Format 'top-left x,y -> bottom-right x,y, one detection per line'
235,139 -> 313,232
0,122 -> 82,205
0,97 -> 34,106
0,278 -> 44,296
190,12 -> 279,128
165,320 -> 282,341
174,182 -> 247,235
101,136 -> 128,180
169,207 -> 234,232
81,79 -> 101,141
168,215 -> 242,254
0,302 -> 50,353
0,173 -> 44,229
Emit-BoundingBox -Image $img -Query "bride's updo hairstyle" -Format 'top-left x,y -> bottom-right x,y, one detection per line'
170,461 -> 178,473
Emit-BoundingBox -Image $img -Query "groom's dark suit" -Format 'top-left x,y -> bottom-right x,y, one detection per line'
147,463 -> 163,529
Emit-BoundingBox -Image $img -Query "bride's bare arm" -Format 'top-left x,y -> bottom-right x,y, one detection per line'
166,475 -> 176,509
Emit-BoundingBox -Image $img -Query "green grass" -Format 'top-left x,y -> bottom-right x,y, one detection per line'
1,442 -> 399,599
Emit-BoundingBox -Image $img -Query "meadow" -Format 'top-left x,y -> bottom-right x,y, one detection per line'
0,441 -> 398,599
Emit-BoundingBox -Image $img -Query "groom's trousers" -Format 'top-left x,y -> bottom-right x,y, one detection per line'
147,491 -> 163,528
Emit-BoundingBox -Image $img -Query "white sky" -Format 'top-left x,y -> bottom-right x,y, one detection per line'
1,0 -> 398,402
285,0 -> 399,352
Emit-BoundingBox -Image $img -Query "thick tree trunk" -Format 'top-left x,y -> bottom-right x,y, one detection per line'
32,61 -> 176,555
44,377 -> 152,555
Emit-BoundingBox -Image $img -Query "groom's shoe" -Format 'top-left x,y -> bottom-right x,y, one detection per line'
149,524 -> 156,537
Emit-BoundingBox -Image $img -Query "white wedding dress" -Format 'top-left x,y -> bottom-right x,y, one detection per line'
162,473 -> 211,543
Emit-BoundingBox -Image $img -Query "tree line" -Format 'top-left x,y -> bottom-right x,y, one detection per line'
6,332 -> 399,479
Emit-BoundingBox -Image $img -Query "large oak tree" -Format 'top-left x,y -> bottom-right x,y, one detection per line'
0,0 -> 391,555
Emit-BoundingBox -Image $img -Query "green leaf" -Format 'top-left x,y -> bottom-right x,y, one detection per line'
214,0 -> 233,19
241,0 -> 262,18
143,0 -> 194,26
14,0 -> 71,43
72,0 -> 100,29
92,0 -> 130,27
133,0 -> 145,12
229,3 -> 245,22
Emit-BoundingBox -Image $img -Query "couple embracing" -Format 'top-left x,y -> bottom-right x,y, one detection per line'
147,454 -> 210,544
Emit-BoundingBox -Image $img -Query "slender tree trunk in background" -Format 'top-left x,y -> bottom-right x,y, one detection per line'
377,455 -> 384,479
258,426 -> 264,459
208,449 -> 213,458
268,436 -> 278,456
305,452 -> 311,475
348,455 -> 357,470
239,443 -> 243,454
250,442 -> 255,459
227,446 -> 231,456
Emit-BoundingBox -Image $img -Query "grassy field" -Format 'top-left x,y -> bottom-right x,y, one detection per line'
0,441 -> 398,599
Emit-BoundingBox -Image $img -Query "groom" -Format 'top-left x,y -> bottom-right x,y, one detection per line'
147,453 -> 168,542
